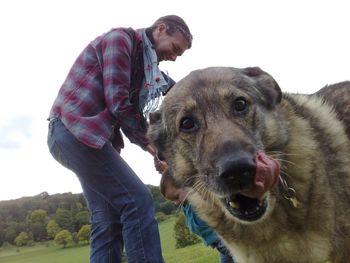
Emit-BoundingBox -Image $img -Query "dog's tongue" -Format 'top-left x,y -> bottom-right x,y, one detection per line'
240,152 -> 280,199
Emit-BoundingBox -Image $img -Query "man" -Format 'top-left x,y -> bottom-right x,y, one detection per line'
47,15 -> 192,263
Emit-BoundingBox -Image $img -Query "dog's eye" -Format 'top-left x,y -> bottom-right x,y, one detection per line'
179,117 -> 197,132
233,97 -> 247,112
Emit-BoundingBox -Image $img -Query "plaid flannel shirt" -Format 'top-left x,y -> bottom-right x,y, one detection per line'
49,27 -> 149,152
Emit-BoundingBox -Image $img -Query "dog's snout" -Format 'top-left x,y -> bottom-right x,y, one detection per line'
218,156 -> 256,189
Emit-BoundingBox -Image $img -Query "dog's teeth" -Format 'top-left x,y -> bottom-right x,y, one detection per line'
229,201 -> 240,209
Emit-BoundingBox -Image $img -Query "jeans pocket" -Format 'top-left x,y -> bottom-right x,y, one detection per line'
49,140 -> 71,169
48,121 -> 71,169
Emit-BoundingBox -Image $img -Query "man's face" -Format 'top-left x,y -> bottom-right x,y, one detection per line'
153,24 -> 189,62
164,183 -> 188,206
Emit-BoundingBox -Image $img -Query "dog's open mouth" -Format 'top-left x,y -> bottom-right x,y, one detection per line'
222,152 -> 280,222
223,193 -> 267,221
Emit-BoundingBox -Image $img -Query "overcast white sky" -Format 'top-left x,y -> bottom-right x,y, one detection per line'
0,0 -> 349,201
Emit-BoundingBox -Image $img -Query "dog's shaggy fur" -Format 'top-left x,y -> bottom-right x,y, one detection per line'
148,67 -> 350,263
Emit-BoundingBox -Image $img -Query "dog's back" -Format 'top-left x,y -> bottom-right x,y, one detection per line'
314,81 -> 350,138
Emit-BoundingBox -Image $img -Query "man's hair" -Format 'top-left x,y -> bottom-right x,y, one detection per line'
151,15 -> 193,48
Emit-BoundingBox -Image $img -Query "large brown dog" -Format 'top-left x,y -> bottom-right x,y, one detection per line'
148,67 -> 350,263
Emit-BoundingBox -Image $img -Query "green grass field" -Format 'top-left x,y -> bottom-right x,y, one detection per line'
0,216 -> 218,263
159,217 -> 218,263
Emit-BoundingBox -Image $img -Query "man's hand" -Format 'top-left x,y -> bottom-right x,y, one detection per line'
146,144 -> 168,174
154,155 -> 168,174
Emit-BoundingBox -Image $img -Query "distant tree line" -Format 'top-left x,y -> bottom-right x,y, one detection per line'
0,186 -> 198,250
0,185 -> 178,248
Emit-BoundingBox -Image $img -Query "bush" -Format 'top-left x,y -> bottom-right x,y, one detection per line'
46,220 -> 60,239
54,230 -> 72,248
77,224 -> 90,244
174,214 -> 201,248
14,232 -> 32,247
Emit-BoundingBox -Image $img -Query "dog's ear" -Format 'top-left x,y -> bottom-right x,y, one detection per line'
242,67 -> 282,108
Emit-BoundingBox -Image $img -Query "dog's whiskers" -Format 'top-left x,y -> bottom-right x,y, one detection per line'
189,176 -> 216,209
267,151 -> 301,171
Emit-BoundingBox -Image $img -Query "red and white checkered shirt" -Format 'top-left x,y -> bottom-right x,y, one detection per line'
49,27 -> 149,152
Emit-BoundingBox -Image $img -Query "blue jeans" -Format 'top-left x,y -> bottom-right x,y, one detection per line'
47,119 -> 164,263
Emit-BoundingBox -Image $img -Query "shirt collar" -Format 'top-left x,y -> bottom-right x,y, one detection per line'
145,28 -> 155,48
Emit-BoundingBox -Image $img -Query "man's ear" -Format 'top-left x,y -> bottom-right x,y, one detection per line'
156,23 -> 167,34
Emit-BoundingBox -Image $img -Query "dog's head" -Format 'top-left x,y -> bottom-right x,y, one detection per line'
148,67 -> 287,223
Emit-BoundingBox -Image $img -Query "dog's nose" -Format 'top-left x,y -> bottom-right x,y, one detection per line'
218,155 -> 256,189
